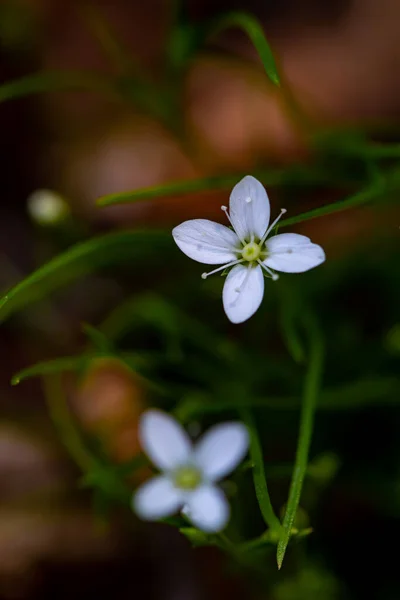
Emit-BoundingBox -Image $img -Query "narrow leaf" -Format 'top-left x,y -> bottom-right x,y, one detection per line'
0,71 -> 116,103
0,230 -> 170,323
208,11 -> 280,86
97,166 -> 331,207
97,173 -> 268,206
11,355 -> 93,385
11,351 -> 155,387
241,408 -> 282,532
277,316 -> 324,569
279,175 -> 400,229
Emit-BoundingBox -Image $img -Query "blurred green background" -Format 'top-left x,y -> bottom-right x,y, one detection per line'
0,0 -> 399,598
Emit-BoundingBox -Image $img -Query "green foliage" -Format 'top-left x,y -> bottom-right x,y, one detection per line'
0,230 -> 170,322
2,3 -> 400,589
277,315 -> 324,569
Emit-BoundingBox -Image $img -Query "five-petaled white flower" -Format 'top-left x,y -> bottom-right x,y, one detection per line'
172,175 -> 325,323
132,410 -> 249,533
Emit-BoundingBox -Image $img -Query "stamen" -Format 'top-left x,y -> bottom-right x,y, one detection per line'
202,259 -> 244,279
221,205 -> 246,245
257,260 -> 279,280
260,208 -> 287,245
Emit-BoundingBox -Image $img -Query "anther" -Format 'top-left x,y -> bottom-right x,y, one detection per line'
260,208 -> 287,244
258,259 -> 279,281
201,259 -> 244,280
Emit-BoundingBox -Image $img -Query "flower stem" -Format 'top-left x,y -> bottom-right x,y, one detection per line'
276,315 -> 324,570
241,408 -> 282,533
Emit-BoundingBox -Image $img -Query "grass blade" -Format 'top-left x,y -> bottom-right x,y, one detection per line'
0,230 -> 170,323
208,11 -> 280,86
0,71 -> 117,103
242,408 -> 282,533
276,316 -> 324,569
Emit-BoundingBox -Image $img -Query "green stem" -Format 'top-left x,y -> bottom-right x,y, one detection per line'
241,408 -> 282,532
276,315 -> 324,569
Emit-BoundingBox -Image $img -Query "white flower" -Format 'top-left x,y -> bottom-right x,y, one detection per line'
172,175 -> 325,324
132,410 -> 249,533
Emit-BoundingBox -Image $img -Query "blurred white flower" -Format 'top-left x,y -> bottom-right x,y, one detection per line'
172,175 -> 325,323
132,410 -> 249,533
27,189 -> 69,226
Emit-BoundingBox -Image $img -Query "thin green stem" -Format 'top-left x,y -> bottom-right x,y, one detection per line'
241,408 -> 282,532
276,315 -> 324,569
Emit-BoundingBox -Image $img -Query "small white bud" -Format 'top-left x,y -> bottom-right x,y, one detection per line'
27,189 -> 69,226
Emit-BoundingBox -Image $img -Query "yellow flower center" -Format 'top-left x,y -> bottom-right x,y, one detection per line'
241,242 -> 261,262
173,466 -> 202,490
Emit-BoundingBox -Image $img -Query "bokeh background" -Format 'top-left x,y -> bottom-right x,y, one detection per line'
1,0 -> 400,598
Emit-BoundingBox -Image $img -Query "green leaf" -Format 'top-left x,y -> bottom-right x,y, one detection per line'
277,316 -> 324,570
11,351 -> 156,388
0,71 -> 116,103
11,355 -> 92,385
207,11 -> 280,86
82,323 -> 113,352
241,408 -> 282,533
97,172 -> 265,206
96,166 -> 330,207
280,170 -> 400,229
0,230 -> 170,323
279,183 -> 383,229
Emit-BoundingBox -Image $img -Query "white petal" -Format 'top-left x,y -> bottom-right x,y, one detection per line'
139,410 -> 192,471
185,485 -> 230,532
133,475 -> 183,520
229,175 -> 270,242
222,264 -> 264,324
172,219 -> 239,265
264,233 -> 326,273
194,422 -> 249,481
